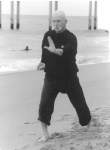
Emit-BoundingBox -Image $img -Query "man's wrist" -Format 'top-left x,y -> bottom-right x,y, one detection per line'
54,48 -> 63,56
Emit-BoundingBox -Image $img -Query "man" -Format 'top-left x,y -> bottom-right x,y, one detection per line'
37,10 -> 91,142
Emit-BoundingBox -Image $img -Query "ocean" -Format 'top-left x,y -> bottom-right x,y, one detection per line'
0,15 -> 109,73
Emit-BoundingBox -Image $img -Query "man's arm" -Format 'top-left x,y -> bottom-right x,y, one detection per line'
62,35 -> 77,56
37,34 -> 46,71
41,33 -> 47,63
53,48 -> 63,56
44,36 -> 63,56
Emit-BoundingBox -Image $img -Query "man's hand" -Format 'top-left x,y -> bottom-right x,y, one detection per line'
44,36 -> 56,53
44,36 -> 63,56
37,62 -> 45,71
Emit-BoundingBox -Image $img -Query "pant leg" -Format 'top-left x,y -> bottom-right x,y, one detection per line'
67,75 -> 91,126
38,76 -> 58,126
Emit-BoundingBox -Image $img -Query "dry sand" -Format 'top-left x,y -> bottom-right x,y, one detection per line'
0,62 -> 110,150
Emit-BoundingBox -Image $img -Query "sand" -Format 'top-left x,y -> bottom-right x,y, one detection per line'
0,62 -> 110,150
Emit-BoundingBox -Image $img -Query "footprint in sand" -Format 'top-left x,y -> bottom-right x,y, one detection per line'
50,132 -> 64,139
40,145 -> 51,150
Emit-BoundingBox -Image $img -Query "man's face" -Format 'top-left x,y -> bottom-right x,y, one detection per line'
52,15 -> 67,33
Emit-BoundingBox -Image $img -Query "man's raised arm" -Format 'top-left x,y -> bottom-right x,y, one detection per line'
44,36 -> 63,56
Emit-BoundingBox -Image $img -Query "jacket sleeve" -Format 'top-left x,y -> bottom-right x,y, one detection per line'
62,34 -> 77,56
41,33 -> 46,63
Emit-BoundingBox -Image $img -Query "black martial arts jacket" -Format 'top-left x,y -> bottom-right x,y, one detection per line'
41,29 -> 79,79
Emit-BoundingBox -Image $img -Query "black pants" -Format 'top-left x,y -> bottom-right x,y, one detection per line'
38,74 -> 91,126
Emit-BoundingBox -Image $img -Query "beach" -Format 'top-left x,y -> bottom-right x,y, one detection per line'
0,62 -> 110,150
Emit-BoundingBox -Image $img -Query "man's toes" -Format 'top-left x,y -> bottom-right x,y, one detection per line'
38,136 -> 49,143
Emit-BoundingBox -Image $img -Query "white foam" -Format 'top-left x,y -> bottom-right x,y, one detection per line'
76,54 -> 110,66
0,59 -> 40,73
0,55 -> 110,74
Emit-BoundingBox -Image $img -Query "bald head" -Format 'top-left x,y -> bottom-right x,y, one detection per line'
52,10 -> 67,33
52,10 -> 67,20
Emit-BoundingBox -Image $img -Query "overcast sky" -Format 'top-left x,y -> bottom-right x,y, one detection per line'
2,1 -> 90,16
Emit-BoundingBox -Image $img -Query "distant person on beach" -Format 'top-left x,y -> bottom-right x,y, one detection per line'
37,10 -> 91,142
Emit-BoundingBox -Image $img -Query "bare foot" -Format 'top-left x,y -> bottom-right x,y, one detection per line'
38,135 -> 49,143
83,121 -> 91,132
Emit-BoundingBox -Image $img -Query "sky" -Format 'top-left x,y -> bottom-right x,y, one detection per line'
1,1 -> 90,16
1,0 -> 110,30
